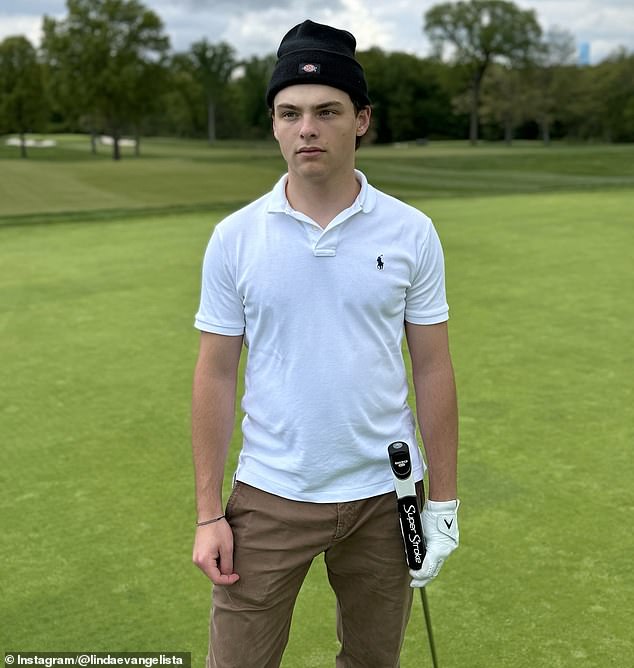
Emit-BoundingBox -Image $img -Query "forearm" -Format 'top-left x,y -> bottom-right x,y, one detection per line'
192,363 -> 238,519
413,362 -> 458,501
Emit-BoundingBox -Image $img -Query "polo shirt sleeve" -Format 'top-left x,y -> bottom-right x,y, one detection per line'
194,226 -> 245,335
404,221 -> 449,325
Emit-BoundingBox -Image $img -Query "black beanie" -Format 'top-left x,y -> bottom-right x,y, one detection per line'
266,19 -> 370,108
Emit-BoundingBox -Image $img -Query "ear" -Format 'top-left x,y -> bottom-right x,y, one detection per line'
356,106 -> 371,137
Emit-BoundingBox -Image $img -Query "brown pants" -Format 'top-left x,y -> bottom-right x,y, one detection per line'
207,482 -> 422,668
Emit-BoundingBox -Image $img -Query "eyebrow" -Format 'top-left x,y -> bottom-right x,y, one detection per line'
276,101 -> 346,112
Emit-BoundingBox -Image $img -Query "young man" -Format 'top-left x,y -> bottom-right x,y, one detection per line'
192,19 -> 460,668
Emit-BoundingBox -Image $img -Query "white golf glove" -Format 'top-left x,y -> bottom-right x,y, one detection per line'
409,499 -> 460,588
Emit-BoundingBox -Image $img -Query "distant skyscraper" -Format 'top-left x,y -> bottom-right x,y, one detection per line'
579,42 -> 591,65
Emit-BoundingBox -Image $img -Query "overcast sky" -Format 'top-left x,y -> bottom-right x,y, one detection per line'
1,0 -> 633,65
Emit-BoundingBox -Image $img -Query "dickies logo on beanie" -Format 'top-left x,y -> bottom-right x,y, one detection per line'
266,20 -> 370,108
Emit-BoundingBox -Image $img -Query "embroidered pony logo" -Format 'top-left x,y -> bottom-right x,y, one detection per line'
377,255 -> 385,270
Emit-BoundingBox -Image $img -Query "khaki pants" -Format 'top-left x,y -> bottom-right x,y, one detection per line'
207,481 -> 423,668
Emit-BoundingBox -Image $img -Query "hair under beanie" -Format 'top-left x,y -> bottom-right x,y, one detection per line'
266,19 -> 370,108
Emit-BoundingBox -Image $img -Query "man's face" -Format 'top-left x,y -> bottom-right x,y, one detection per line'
272,84 -> 370,182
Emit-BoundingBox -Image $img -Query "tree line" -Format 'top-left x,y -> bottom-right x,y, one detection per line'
1,0 -> 633,159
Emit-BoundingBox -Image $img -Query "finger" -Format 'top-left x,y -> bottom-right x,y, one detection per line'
409,565 -> 431,588
409,572 -> 431,588
422,553 -> 444,578
207,555 -> 240,586
218,540 -> 235,577
410,555 -> 444,587
199,555 -> 240,585
193,544 -> 239,585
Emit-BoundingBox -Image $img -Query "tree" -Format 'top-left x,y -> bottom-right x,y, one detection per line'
232,55 -> 277,139
0,36 -> 47,158
358,48 -> 456,143
120,47 -> 169,155
187,40 -> 237,144
558,64 -> 604,141
479,63 -> 528,143
424,0 -> 542,143
41,0 -> 170,160
155,53 -> 207,138
42,10 -> 100,153
595,50 -> 634,142
527,27 -> 577,144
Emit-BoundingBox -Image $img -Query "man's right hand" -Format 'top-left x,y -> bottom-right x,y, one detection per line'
192,519 -> 240,585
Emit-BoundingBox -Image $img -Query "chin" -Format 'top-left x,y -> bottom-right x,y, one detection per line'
294,162 -> 329,178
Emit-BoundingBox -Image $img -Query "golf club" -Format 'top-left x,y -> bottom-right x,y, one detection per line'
388,441 -> 439,668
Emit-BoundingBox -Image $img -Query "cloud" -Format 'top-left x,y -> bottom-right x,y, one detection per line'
154,0 -> 346,52
0,1 -> 65,45
528,0 -> 634,61
219,0 -> 400,59
1,0 -> 65,17
516,0 -> 634,45
1,0 -> 632,63
0,16 -> 45,46
183,0 -> 341,10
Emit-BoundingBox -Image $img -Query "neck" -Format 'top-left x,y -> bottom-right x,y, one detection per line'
285,170 -> 360,228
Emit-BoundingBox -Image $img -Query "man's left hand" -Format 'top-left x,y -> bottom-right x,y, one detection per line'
409,499 -> 460,588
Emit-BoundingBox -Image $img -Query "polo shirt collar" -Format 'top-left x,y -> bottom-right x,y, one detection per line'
267,169 -> 377,216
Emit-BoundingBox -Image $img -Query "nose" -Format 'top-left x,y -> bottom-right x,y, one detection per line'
299,114 -> 318,139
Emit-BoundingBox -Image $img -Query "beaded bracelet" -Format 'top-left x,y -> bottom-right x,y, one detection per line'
196,515 -> 225,527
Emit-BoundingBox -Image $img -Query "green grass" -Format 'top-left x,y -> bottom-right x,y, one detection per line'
2,134 -> 634,223
0,135 -> 286,221
1,137 -> 633,666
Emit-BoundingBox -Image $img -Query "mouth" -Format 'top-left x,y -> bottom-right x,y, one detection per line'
297,147 -> 325,155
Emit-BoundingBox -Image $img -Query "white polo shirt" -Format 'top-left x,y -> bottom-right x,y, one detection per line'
195,170 -> 449,502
